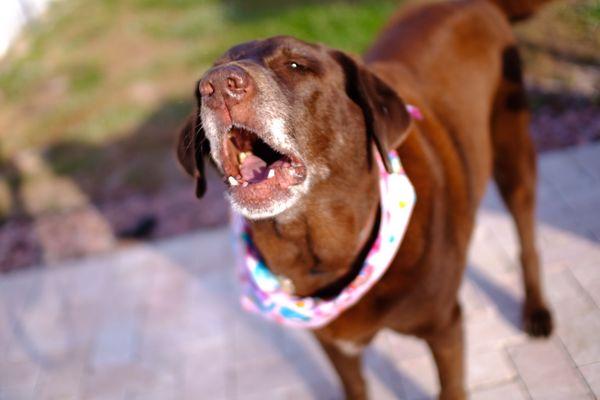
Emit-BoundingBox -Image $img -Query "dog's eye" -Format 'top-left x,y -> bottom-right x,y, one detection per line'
287,61 -> 305,71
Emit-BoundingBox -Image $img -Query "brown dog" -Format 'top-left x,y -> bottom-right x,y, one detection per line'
177,0 -> 554,398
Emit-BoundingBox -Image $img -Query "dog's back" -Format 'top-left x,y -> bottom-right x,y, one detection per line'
341,3 -> 554,397
366,0 -> 549,205
359,0 -> 554,338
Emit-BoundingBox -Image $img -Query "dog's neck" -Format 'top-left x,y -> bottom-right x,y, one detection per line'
247,168 -> 380,297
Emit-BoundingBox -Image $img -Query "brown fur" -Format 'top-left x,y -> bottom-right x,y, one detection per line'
177,1 -> 554,398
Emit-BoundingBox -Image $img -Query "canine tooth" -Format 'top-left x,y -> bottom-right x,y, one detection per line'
242,182 -> 249,187
228,176 -> 239,186
290,169 -> 303,178
238,152 -> 249,163
267,169 -> 275,179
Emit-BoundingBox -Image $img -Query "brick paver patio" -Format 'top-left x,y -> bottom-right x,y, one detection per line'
1,144 -> 599,400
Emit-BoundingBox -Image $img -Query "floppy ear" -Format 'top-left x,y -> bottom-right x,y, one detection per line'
331,51 -> 411,173
176,111 -> 209,198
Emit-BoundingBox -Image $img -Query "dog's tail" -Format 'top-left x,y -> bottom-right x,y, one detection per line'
486,0 -> 555,22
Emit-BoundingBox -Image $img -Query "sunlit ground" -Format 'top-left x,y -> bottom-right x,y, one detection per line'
1,145 -> 599,398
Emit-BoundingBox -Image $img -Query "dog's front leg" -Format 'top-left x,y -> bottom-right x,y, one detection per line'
422,303 -> 466,400
316,334 -> 369,400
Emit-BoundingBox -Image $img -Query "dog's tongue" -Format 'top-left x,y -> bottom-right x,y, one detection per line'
240,153 -> 267,183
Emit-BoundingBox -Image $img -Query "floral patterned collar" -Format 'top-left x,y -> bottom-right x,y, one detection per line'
232,147 -> 417,329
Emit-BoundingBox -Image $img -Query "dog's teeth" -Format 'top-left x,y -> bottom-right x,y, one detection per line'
238,152 -> 250,163
242,181 -> 249,187
267,169 -> 275,179
228,176 -> 239,186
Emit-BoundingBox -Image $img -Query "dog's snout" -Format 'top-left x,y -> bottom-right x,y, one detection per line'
199,65 -> 254,109
199,80 -> 214,97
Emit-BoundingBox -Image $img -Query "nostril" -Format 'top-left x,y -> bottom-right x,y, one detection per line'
199,81 -> 214,97
226,74 -> 247,92
227,77 -> 238,90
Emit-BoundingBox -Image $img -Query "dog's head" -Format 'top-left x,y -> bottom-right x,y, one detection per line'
177,36 -> 411,219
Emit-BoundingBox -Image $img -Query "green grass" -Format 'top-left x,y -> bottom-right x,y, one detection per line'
0,0 -> 397,158
0,0 -> 597,205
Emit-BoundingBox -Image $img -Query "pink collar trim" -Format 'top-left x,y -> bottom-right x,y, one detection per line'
232,148 -> 416,329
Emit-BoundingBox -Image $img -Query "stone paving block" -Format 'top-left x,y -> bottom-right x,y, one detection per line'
459,274 -> 491,319
464,267 -> 524,327
234,354 -> 335,399
470,381 -> 527,400
536,197 -> 581,228
579,362 -> 600,399
467,350 -> 516,389
139,325 -> 228,376
545,268 -> 594,320
467,233 -> 514,275
278,326 -> 329,362
1,277 -> 80,365
480,211 -> 520,266
33,363 -> 84,400
561,185 -> 600,241
362,332 -> 406,399
536,177 -> 567,211
571,143 -> 600,182
141,293 -> 230,347
556,306 -> 600,367
397,354 -> 438,400
180,338 -> 230,400
468,214 -> 521,276
539,151 -> 596,196
241,381 -> 338,400
538,220 -> 598,266
232,313 -> 291,366
48,260 -> 111,311
561,182 -> 600,211
384,330 -> 429,361
507,338 -> 592,400
465,310 -> 525,353
155,228 -> 235,275
0,360 -> 40,400
366,377 -> 400,400
1,146 -> 600,400
92,315 -> 139,368
81,363 -> 177,400
182,363 -> 228,400
364,352 -> 404,400
129,385 -> 181,400
140,269 -> 233,351
571,258 -> 600,308
231,308 -> 333,371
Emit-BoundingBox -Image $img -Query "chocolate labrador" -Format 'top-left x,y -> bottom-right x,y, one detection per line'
176,0 -> 554,398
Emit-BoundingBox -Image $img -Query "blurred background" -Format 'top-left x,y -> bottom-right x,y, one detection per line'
1,1 -> 600,399
0,0 -> 598,273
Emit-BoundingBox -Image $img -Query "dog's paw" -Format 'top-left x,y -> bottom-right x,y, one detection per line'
523,306 -> 553,338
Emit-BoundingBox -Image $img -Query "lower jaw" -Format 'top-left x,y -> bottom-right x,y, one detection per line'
229,186 -> 299,219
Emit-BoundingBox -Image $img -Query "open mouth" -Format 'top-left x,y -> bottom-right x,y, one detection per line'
221,126 -> 307,201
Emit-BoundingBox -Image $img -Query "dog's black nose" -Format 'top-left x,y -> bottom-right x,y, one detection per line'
199,64 -> 254,109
